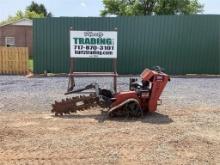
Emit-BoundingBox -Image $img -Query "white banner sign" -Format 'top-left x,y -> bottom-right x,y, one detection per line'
70,31 -> 117,58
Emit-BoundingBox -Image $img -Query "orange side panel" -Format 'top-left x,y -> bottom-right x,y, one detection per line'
111,91 -> 140,108
148,74 -> 169,112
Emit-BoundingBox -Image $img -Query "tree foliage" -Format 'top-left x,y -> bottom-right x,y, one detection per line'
26,1 -> 52,17
101,0 -> 203,16
0,1 -> 51,25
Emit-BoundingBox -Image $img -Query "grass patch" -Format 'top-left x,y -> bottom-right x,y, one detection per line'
28,58 -> 33,71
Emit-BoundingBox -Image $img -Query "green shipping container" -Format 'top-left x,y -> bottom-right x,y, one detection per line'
33,15 -> 220,75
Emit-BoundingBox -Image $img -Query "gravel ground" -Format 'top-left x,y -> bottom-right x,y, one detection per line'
0,76 -> 220,164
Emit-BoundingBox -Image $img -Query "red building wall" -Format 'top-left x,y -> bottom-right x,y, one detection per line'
0,25 -> 32,56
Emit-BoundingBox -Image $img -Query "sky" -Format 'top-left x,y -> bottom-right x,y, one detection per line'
0,0 -> 220,21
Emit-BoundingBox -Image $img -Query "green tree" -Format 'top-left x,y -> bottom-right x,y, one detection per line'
0,10 -> 44,25
101,0 -> 203,16
0,1 -> 51,25
155,0 -> 203,15
26,1 -> 52,17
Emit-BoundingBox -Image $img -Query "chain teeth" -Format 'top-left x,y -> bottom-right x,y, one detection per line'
51,94 -> 142,117
51,95 -> 99,116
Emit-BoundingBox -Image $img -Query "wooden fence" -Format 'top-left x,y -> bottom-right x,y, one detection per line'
0,47 -> 28,75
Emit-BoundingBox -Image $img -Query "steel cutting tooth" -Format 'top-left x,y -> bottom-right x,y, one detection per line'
51,95 -> 100,116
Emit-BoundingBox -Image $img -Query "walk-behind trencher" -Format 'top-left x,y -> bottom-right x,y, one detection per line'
51,30 -> 170,117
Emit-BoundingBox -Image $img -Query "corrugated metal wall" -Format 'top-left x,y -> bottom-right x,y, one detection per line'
33,16 -> 220,75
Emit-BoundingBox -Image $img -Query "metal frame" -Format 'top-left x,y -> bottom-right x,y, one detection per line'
67,27 -> 118,93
